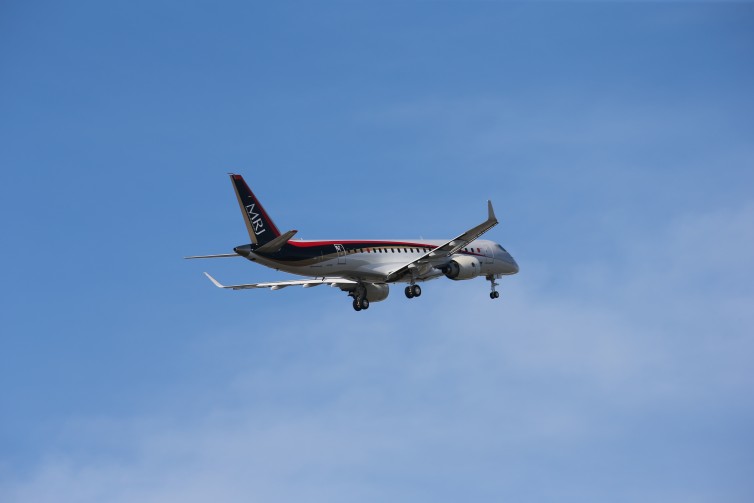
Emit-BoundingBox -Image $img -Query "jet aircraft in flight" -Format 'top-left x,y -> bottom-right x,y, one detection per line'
187,174 -> 519,311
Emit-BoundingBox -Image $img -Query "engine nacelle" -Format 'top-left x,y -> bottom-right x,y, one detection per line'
364,283 -> 389,302
444,255 -> 482,280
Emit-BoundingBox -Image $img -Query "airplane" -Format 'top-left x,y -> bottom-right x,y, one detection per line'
186,174 -> 519,311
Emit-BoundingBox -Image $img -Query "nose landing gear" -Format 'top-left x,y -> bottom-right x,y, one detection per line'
488,275 -> 500,300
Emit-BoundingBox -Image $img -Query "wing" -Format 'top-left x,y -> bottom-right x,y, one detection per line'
386,200 -> 498,282
203,272 -> 358,291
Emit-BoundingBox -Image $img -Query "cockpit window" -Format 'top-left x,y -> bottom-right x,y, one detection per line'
496,244 -> 507,252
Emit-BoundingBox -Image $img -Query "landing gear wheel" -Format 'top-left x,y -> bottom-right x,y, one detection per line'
411,285 -> 422,297
353,299 -> 362,311
360,298 -> 370,310
405,286 -> 414,299
487,275 -> 501,300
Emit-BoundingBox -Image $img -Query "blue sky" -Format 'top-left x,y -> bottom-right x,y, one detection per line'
1,1 -> 753,501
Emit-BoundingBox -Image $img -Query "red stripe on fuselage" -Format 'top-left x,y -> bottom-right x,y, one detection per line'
288,240 -> 436,248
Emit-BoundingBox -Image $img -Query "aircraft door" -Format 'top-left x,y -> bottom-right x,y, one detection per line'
334,244 -> 346,265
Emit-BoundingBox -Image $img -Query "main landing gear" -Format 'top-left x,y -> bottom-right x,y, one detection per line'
352,297 -> 370,311
350,284 -> 370,311
404,284 -> 422,299
488,275 -> 500,300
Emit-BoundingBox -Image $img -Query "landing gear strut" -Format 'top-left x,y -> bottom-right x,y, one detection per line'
405,284 -> 421,299
488,275 -> 500,300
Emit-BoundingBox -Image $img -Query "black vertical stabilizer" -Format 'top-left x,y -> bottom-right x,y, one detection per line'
229,174 -> 281,245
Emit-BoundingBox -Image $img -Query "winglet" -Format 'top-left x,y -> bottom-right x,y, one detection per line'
204,272 -> 227,288
487,200 -> 497,223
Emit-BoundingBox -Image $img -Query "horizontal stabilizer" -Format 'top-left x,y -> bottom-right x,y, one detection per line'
184,253 -> 241,259
254,229 -> 298,253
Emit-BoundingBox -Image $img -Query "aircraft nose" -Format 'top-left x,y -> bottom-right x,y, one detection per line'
234,244 -> 252,256
507,254 -> 519,274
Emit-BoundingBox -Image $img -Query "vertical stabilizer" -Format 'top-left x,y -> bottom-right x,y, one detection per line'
229,174 -> 281,245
